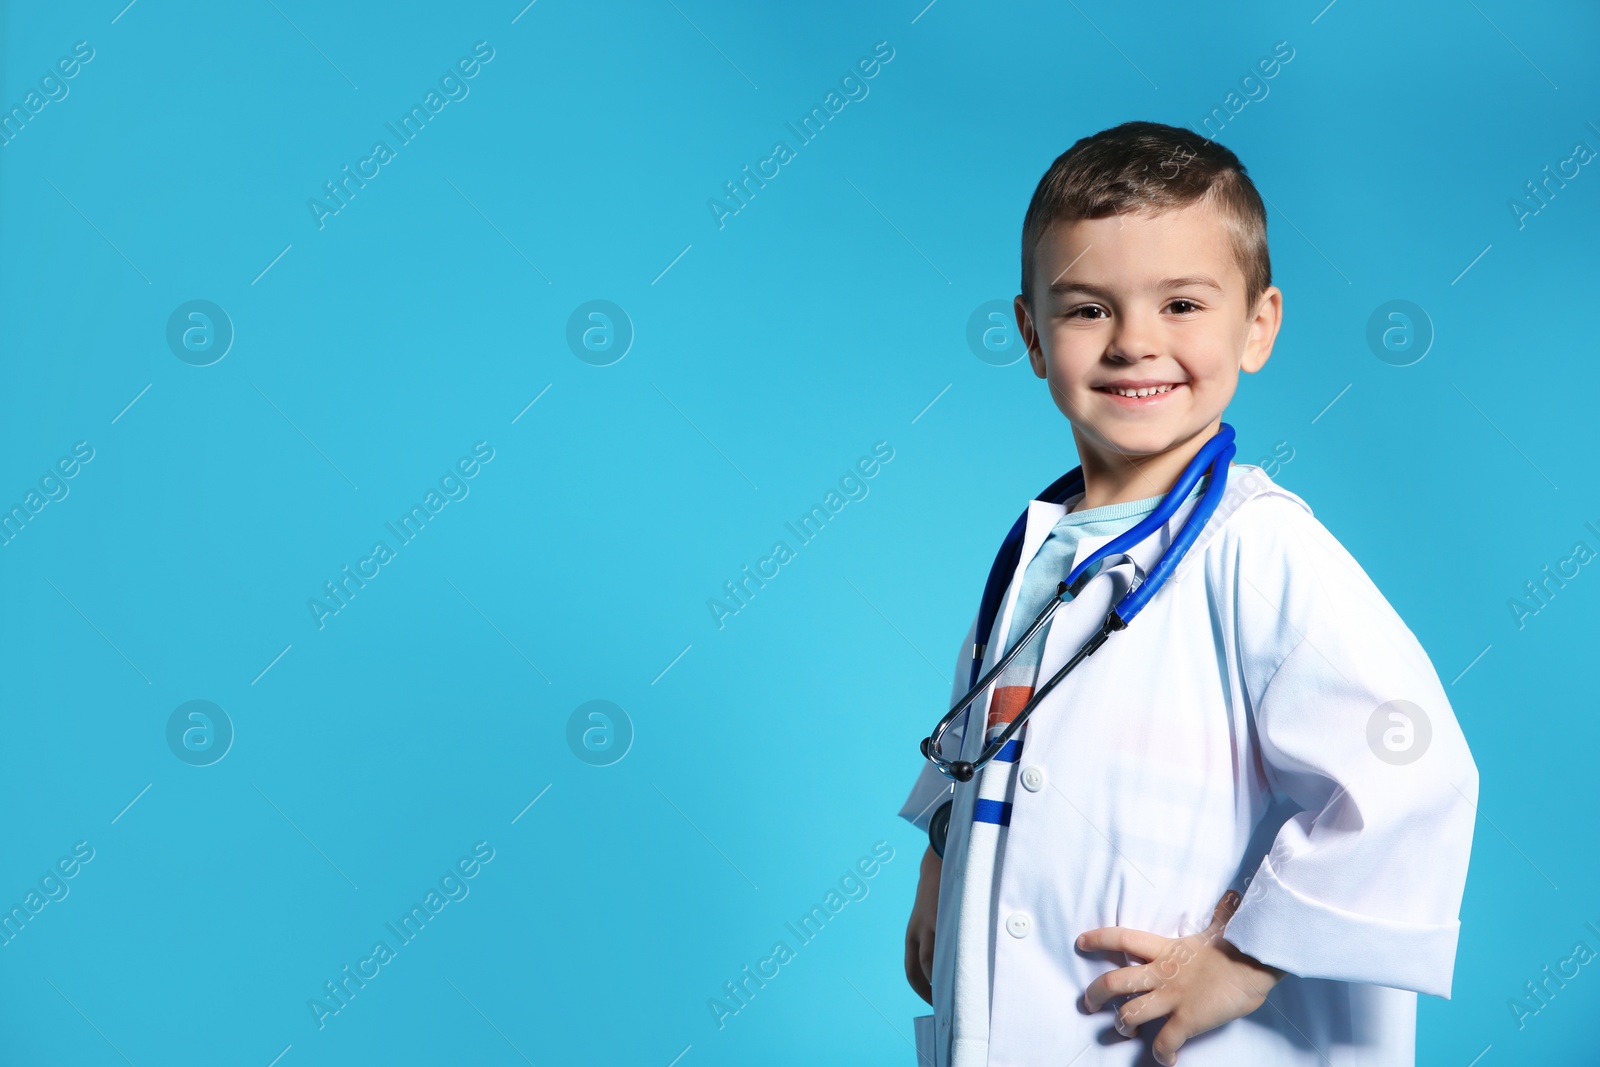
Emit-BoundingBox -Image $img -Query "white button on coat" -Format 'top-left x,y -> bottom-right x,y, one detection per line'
896,464 -> 1479,1067
1020,766 -> 1044,792
1005,913 -> 1031,938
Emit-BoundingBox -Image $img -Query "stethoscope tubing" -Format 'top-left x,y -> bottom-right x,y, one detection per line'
920,424 -> 1237,783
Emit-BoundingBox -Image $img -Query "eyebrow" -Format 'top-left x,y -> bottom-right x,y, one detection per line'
1048,275 -> 1225,297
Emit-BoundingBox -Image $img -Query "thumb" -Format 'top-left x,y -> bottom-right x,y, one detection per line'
1213,888 -> 1242,925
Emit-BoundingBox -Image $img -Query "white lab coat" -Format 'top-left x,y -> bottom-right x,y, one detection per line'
899,463 -> 1479,1067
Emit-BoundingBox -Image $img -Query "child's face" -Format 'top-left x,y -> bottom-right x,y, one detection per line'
1014,200 -> 1281,466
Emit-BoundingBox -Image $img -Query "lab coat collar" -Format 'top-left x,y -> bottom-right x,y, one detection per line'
1020,462 -> 1296,610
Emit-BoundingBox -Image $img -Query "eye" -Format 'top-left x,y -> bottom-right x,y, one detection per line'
1065,305 -> 1107,321
1168,299 -> 1201,314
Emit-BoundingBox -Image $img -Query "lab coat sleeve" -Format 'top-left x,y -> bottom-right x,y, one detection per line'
896,610 -> 978,836
1219,497 -> 1480,999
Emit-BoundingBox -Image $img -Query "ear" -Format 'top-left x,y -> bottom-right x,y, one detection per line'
1240,286 -> 1283,375
1015,294 -> 1046,379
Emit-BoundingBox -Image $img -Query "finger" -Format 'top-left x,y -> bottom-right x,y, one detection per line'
907,963 -> 931,1004
1082,961 -> 1159,1013
905,931 -> 932,1004
920,936 -> 935,986
1077,926 -> 1170,963
1151,1014 -> 1195,1067
1114,988 -> 1173,1037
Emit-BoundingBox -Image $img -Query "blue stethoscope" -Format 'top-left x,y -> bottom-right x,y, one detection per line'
920,423 -> 1237,788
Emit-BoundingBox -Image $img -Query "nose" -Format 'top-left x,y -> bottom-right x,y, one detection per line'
1106,308 -> 1162,363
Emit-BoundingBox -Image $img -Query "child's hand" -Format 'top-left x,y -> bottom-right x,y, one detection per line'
903,845 -> 941,1005
1076,889 -> 1288,1066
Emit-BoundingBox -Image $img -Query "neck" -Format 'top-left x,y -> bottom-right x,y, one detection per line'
1069,421 -> 1223,513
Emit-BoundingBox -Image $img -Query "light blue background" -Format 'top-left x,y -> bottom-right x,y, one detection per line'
2,1 -> 1597,1064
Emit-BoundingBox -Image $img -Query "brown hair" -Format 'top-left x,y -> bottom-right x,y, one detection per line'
1019,121 -> 1270,312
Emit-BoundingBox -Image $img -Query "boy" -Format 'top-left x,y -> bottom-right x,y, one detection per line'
898,122 -> 1478,1066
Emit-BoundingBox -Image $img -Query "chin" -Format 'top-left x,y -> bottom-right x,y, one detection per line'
1101,435 -> 1177,458
1094,422 -> 1196,458
1094,411 -> 1184,438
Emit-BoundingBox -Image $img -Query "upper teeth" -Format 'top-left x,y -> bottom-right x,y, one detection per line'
1108,384 -> 1176,397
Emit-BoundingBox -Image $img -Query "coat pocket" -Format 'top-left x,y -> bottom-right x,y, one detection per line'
913,1013 -> 936,1066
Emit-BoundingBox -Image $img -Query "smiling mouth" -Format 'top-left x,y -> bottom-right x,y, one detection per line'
1095,383 -> 1184,399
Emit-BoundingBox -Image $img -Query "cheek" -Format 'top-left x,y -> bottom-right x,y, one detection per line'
1045,334 -> 1099,383
1195,347 -> 1243,382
